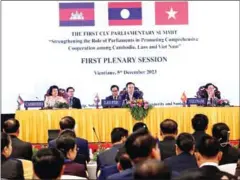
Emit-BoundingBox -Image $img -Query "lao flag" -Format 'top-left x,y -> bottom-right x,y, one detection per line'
108,2 -> 142,26
59,2 -> 95,26
155,1 -> 188,25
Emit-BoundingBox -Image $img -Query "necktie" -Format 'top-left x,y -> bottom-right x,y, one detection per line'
69,98 -> 73,107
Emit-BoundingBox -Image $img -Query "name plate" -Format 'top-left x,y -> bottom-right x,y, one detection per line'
101,99 -> 123,108
187,98 -> 207,107
24,101 -> 44,110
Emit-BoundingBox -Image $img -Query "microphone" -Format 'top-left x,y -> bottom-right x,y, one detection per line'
92,127 -> 101,143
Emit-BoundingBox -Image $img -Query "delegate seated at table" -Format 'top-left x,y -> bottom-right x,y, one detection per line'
44,85 -> 67,108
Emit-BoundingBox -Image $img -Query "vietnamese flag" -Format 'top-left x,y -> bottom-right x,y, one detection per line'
155,1 -> 188,25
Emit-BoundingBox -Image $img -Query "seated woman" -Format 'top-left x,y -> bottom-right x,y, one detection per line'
1,132 -> 24,179
212,123 -> 240,165
56,134 -> 87,178
44,85 -> 67,108
197,83 -> 221,106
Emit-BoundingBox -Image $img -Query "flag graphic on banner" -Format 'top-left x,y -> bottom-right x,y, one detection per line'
108,2 -> 142,26
17,95 -> 24,105
59,2 -> 95,26
155,1 -> 188,25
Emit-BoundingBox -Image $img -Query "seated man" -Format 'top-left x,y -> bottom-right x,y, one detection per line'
97,128 -> 128,173
104,85 -> 122,108
120,82 -> 143,102
164,133 -> 198,173
107,128 -> 161,180
48,116 -> 90,163
32,148 -> 65,179
3,118 -> 33,160
158,119 -> 178,160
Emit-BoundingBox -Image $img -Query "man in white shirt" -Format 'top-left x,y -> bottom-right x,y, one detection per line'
177,135 -> 235,179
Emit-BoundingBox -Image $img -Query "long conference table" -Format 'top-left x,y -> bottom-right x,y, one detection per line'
15,107 -> 240,144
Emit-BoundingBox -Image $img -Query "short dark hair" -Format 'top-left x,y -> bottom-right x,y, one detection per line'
110,85 -> 119,91
48,85 -> 59,96
111,127 -> 127,144
3,118 -> 20,133
32,148 -> 64,179
59,129 -> 76,138
198,135 -> 220,157
191,114 -> 209,131
176,133 -> 195,153
115,147 -> 132,170
56,135 -> 76,157
1,132 -> 11,152
59,116 -> 75,130
126,82 -> 135,88
125,128 -> 157,160
212,123 -> 230,144
134,159 -> 171,180
132,122 -> 148,132
160,119 -> 178,134
66,87 -> 75,92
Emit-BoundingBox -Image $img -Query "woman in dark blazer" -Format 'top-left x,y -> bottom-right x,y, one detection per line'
1,132 -> 24,179
212,123 -> 240,165
56,134 -> 87,178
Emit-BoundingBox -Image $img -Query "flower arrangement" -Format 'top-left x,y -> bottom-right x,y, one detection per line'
216,99 -> 230,107
124,99 -> 153,121
92,144 -> 106,161
54,101 -> 69,109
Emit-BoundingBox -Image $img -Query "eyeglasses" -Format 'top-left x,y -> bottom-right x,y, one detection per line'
112,90 -> 118,92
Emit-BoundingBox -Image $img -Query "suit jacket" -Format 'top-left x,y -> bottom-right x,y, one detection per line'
98,165 -> 119,180
48,137 -> 90,163
219,144 -> 240,165
64,160 -> 87,178
107,164 -> 179,180
97,144 -> 123,173
120,91 -> 143,101
192,131 -> 209,150
71,97 -> 82,109
158,136 -> 176,160
10,135 -> 33,161
177,165 -> 236,180
1,155 -> 24,180
164,152 -> 198,173
107,168 -> 133,180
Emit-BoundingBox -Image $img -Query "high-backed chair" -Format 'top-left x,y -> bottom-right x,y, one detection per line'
18,159 -> 33,180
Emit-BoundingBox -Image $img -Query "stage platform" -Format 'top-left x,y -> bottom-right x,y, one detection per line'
15,107 -> 240,144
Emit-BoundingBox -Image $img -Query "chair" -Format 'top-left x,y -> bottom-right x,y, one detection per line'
61,175 -> 87,179
18,159 -> 33,179
48,129 -> 60,143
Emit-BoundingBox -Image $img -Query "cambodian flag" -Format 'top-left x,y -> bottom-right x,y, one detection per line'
108,2 -> 142,26
59,2 -> 95,26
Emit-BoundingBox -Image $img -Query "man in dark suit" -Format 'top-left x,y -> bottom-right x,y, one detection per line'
158,119 -> 178,160
97,128 -> 128,173
177,135 -> 235,180
106,85 -> 121,101
1,132 -> 24,180
164,133 -> 198,173
107,128 -> 161,180
32,148 -> 65,179
3,118 -> 33,160
66,87 -> 82,109
120,82 -> 143,102
48,116 -> 90,163
191,114 -> 209,150
104,85 -> 122,108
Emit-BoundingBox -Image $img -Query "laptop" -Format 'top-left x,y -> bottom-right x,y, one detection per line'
48,129 -> 60,143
